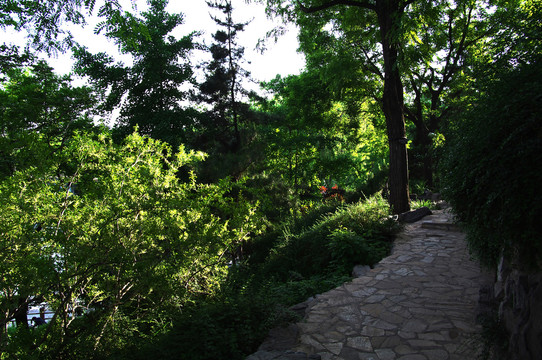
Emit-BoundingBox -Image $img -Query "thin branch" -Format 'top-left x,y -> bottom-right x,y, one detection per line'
404,78 -> 425,131
183,248 -> 230,290
427,66 -> 438,89
297,0 -> 376,13
357,44 -> 384,80
401,0 -> 417,10
55,171 -> 80,237
94,305 -> 118,351
403,104 -> 419,125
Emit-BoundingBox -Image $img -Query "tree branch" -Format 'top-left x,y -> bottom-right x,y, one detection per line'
403,104 -> 420,127
297,0 -> 376,13
404,72 -> 428,133
439,4 -> 473,95
401,0 -> 417,10
356,43 -> 384,80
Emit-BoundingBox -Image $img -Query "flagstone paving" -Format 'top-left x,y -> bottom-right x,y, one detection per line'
248,208 -> 490,360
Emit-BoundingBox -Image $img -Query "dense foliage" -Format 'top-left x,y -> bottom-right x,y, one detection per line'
440,0 -> 542,269
258,71 -> 389,195
113,196 -> 399,360
441,64 -> 542,269
0,61 -> 96,179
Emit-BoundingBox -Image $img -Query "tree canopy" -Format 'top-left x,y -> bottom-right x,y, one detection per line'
0,0 -> 140,54
73,0 -> 195,148
0,60 -> 96,178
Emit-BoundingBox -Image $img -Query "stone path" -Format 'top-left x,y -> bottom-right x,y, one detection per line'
248,208 -> 490,360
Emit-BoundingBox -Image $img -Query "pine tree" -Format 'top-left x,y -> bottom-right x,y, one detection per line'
197,0 -> 251,153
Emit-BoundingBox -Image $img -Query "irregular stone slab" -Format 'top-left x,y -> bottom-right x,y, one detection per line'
374,348 -> 395,360
346,336 -> 373,352
246,351 -> 321,360
352,265 -> 371,277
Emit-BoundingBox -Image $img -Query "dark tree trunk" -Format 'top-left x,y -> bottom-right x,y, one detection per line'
419,132 -> 434,188
15,297 -> 28,328
378,1 -> 410,214
412,124 -> 434,188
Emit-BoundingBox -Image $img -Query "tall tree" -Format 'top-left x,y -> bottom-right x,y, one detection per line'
263,0 -> 412,213
197,0 -> 251,153
400,1 -> 497,186
73,0 -> 195,148
261,0 -> 517,211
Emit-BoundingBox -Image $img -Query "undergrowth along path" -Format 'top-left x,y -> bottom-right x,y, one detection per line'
249,208 -> 490,360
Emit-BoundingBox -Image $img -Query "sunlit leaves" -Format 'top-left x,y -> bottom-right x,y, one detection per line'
0,59 -> 97,180
0,130 -> 263,357
259,70 -> 388,192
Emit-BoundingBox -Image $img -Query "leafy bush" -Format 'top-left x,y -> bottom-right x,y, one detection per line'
0,131 -> 264,359
440,62 -> 542,269
124,270 -> 349,360
126,297 -> 276,360
244,199 -> 339,266
410,199 -> 438,211
259,194 -> 399,281
327,226 -> 372,271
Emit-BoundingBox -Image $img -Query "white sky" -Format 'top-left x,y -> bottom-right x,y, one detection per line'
4,0 -> 305,88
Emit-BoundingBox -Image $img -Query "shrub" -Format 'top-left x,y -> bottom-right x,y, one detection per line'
440,62 -> 542,269
259,194 -> 399,280
327,226 -> 372,271
0,131 -> 264,359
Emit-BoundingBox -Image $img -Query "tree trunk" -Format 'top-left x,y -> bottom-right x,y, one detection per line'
413,125 -> 434,188
420,135 -> 434,188
378,1 -> 410,214
15,297 -> 28,328
226,0 -> 241,151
